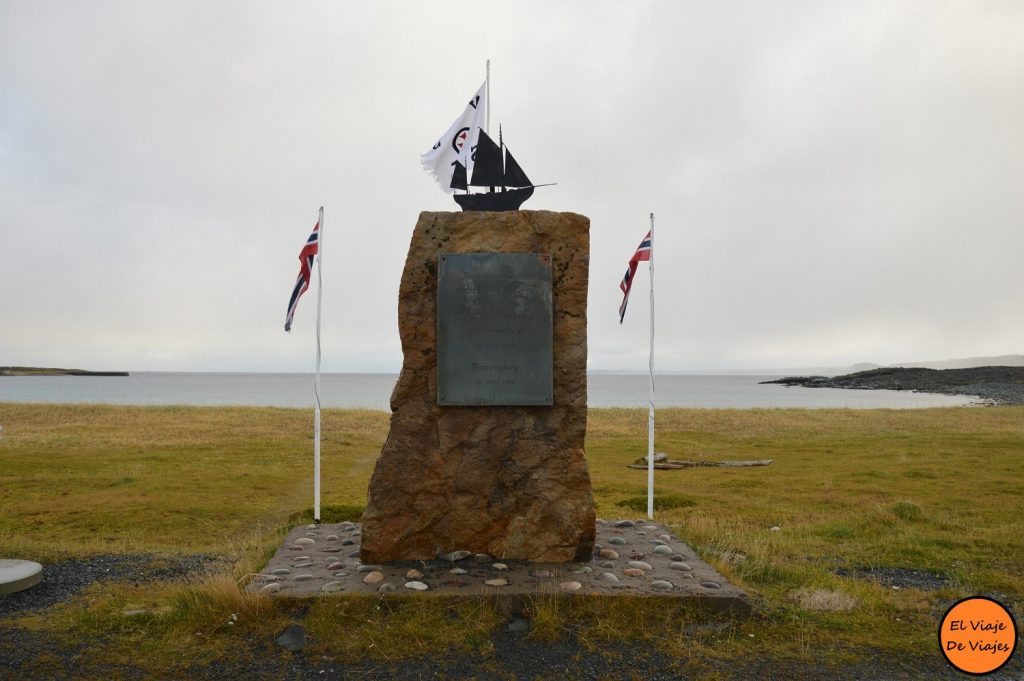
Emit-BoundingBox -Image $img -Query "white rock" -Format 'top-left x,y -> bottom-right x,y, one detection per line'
294,537 -> 316,546
404,581 -> 428,591
560,581 -> 582,592
485,578 -> 508,587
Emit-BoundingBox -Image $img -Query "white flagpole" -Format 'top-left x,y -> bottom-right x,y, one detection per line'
314,206 -> 323,523
647,212 -> 656,520
485,59 -> 491,134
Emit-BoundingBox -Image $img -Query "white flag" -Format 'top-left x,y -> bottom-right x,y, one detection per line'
421,81 -> 487,194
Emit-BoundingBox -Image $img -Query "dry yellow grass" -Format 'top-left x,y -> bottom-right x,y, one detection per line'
1,402 -> 1022,673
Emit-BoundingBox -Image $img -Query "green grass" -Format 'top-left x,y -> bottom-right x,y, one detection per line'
1,403 -> 1022,676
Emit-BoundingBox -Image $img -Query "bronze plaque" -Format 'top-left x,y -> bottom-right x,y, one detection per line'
437,253 -> 553,406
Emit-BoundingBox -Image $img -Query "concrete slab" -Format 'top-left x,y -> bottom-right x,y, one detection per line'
0,559 -> 43,596
254,519 -> 750,615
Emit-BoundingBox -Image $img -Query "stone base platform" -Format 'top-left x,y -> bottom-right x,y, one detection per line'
253,520 -> 750,615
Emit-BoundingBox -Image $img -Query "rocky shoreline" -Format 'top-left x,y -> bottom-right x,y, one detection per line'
762,366 -> 1024,405
0,366 -> 128,377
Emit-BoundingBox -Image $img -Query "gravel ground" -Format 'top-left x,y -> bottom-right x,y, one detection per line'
834,566 -> 948,591
0,553 -> 223,619
4,621 -> 1022,680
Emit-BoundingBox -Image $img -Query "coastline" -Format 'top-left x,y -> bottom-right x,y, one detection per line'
0,367 -> 129,377
762,365 -> 1024,405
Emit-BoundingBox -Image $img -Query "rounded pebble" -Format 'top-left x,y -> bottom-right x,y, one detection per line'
474,554 -> 491,561
679,573 -> 694,580
334,571 -> 349,577
599,549 -> 619,559
492,563 -> 509,571
450,568 -> 468,575
258,583 -> 280,594
608,537 -> 627,546
651,580 -> 673,590
294,537 -> 316,546
701,580 -> 722,589
327,561 -> 345,570
650,539 -> 666,546
532,570 -> 553,579
294,555 -> 310,561
362,571 -> 384,584
305,524 -> 318,530
378,582 -> 396,593
599,561 -> 615,569
627,561 -> 653,571
614,519 -> 635,528
293,574 -> 314,582
671,554 -> 685,562
338,521 -> 354,530
292,562 -> 313,569
485,578 -> 508,587
357,565 -> 382,573
405,569 -> 423,579
659,534 -> 672,541
326,534 -> 339,541
572,566 -> 593,574
623,568 -> 645,578
596,518 -> 608,525
643,525 -> 658,530
442,550 -> 471,562
560,581 -> 582,592
653,545 -> 673,556
404,581 -> 428,591
670,562 -> 693,571
597,572 -> 620,584
321,581 -> 344,592
271,568 -> 292,576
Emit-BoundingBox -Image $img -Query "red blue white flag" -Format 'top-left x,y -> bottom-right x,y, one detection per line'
285,221 -> 319,332
618,230 -> 652,323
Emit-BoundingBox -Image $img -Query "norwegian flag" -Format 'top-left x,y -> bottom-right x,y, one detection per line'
618,230 -> 652,323
284,221 -> 319,332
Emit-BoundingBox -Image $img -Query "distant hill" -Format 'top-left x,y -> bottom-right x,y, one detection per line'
888,354 -> 1024,370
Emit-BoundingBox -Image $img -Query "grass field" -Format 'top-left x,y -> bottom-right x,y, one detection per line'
1,403 -> 1022,676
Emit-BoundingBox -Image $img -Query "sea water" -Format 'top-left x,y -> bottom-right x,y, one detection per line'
0,372 -> 979,410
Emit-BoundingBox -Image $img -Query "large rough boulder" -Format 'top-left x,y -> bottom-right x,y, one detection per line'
360,210 -> 596,563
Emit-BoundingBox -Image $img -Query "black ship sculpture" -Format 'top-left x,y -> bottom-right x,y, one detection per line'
450,128 -> 549,212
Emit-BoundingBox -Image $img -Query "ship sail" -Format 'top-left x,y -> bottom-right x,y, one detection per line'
450,160 -> 468,191
503,148 -> 531,188
468,130 -> 505,188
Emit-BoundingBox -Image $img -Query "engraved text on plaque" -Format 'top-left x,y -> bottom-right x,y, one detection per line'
437,253 -> 553,405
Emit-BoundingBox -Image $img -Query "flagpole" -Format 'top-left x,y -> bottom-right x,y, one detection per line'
485,59 -> 491,134
314,206 -> 323,523
647,212 -> 656,520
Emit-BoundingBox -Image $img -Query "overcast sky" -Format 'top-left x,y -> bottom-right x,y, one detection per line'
2,1 -> 1021,373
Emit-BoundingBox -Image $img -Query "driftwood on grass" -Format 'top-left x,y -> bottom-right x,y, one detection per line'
626,459 -> 773,470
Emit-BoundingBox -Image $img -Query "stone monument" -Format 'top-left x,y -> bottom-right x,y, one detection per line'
360,210 -> 595,563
